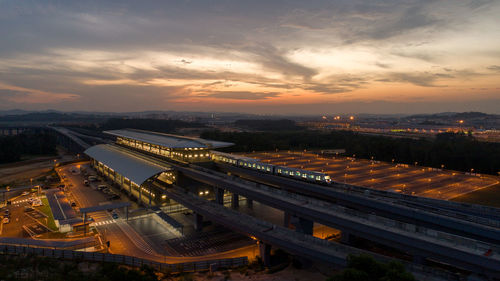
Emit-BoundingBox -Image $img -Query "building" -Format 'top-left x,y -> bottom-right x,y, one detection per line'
84,130 -> 233,206
105,129 -> 233,163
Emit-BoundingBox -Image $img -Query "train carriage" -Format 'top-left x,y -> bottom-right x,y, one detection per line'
211,151 -> 332,184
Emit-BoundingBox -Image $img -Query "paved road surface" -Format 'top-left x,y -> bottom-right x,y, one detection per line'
58,162 -> 257,263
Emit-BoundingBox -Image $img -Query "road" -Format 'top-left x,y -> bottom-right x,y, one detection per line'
58,162 -> 257,263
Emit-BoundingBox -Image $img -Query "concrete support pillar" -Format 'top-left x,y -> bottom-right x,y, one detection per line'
296,217 -> 313,235
284,211 -> 291,228
246,198 -> 253,209
215,187 -> 224,205
340,231 -> 351,244
259,242 -> 271,267
194,213 -> 203,231
231,193 -> 239,209
148,187 -> 152,207
139,185 -> 142,204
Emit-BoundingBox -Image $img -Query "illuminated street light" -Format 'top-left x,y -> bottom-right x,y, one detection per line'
349,116 -> 354,120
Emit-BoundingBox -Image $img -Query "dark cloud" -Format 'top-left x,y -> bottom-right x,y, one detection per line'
487,65 -> 500,72
244,44 -> 317,80
197,91 -> 280,100
386,72 -> 443,87
0,89 -> 30,99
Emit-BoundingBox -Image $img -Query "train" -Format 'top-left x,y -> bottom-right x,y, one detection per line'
211,151 -> 332,184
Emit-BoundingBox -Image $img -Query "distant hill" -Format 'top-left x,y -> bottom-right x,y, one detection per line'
409,112 -> 498,119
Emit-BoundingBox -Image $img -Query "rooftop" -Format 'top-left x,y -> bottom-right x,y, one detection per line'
84,144 -> 171,185
104,129 -> 234,149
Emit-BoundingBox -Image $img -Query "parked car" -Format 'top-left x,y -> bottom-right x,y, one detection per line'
32,199 -> 42,207
111,212 -> 119,219
83,180 -> 89,186
88,176 -> 97,182
21,191 -> 30,196
24,206 -> 34,212
97,185 -> 107,191
71,202 -> 77,207
2,217 -> 9,224
4,209 -> 10,216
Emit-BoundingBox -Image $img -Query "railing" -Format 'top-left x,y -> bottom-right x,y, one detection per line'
0,244 -> 248,273
219,171 -> 500,257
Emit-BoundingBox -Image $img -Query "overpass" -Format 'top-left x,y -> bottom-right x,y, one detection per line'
75,130 -> 500,278
215,163 -> 500,244
108,146 -> 500,277
172,164 -> 500,277
50,126 -> 91,151
158,184 -> 459,280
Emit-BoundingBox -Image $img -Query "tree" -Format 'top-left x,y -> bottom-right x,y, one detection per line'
327,255 -> 415,281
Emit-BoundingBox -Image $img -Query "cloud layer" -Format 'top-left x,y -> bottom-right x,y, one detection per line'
0,0 -> 499,114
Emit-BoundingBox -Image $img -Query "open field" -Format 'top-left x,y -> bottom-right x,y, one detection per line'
240,151 -> 499,200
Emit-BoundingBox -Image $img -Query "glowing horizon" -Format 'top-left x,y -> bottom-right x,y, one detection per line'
0,1 -> 499,114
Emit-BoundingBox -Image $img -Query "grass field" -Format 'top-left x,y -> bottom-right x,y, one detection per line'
451,182 -> 500,208
37,197 -> 58,231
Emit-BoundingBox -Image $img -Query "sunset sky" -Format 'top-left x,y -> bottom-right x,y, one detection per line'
1,1 -> 499,114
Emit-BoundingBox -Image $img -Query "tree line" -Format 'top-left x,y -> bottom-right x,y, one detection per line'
201,130 -> 500,175
73,118 -> 206,134
0,131 -> 57,163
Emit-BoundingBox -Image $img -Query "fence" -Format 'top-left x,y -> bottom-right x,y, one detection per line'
0,244 -> 248,273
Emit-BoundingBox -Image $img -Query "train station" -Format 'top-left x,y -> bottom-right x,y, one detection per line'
105,129 -> 233,163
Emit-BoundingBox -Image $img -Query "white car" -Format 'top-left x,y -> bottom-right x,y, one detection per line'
2,217 -> 10,224
32,199 -> 42,207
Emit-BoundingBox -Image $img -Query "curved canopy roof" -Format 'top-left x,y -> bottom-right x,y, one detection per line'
84,144 -> 170,185
104,129 -> 234,149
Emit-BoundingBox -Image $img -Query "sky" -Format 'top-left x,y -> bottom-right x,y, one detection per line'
0,0 -> 499,115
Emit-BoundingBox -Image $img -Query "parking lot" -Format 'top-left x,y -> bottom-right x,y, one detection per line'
241,151 -> 500,200
0,193 -> 53,238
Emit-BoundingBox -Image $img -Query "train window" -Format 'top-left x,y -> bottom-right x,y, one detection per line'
266,167 -> 271,172
296,171 -> 301,176
277,168 -> 282,173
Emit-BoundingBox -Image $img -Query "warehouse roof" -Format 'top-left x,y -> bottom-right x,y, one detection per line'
84,144 -> 170,185
104,129 -> 233,149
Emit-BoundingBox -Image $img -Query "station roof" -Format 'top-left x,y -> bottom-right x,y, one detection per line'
84,144 -> 171,185
104,129 -> 234,149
